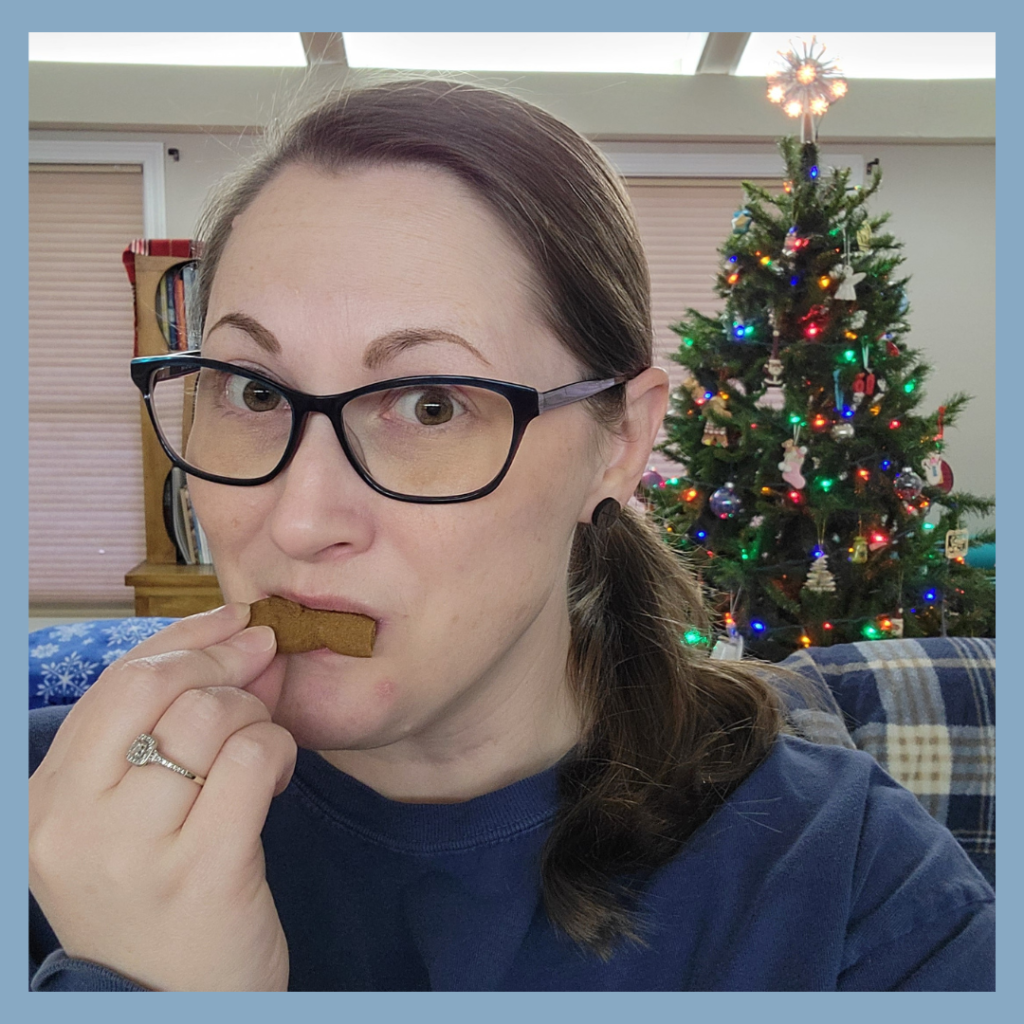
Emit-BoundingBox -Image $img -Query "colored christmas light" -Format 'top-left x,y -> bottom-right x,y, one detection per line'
889,419 -> 901,430
751,620 -> 766,633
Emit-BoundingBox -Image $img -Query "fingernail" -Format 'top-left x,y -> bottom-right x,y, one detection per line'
227,626 -> 276,653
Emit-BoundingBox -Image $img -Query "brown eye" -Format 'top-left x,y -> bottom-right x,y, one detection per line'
414,389 -> 455,425
227,376 -> 281,412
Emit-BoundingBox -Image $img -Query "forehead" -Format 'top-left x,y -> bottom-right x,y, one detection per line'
210,163 -> 559,372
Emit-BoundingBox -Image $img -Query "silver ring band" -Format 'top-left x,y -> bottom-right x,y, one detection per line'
126,733 -> 206,786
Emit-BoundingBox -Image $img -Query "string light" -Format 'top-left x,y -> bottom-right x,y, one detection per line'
800,634 -> 812,647
823,622 -> 833,630
843,349 -> 857,362
889,419 -> 901,430
857,468 -> 870,480
862,624 -> 880,639
818,275 -> 831,289
727,270 -> 740,285
812,414 -> 828,429
683,336 -> 694,347
684,488 -> 699,502
760,256 -> 772,267
818,477 -> 834,492
903,380 -> 917,393
695,529 -> 707,540
751,620 -> 767,633
788,413 -> 802,425
924,589 -> 937,602
682,628 -> 705,645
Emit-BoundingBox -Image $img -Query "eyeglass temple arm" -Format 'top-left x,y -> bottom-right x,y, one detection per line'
537,377 -> 627,415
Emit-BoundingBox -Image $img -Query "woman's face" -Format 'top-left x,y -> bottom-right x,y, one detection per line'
191,163 -> 612,759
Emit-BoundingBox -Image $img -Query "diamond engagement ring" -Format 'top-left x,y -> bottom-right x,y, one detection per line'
126,733 -> 206,786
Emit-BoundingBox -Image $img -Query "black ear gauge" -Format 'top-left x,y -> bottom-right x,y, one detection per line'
590,497 -> 621,529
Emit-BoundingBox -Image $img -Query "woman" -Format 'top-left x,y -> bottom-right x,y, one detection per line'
29,80 -> 993,991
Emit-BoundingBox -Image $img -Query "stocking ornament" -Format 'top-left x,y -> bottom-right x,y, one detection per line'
779,436 -> 808,489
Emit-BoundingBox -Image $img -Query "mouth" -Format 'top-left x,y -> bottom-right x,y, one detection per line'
271,591 -> 382,627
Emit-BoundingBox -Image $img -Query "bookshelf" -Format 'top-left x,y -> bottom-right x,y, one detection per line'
125,248 -> 223,616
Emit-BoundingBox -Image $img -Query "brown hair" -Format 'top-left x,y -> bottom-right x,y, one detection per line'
195,78 -> 784,957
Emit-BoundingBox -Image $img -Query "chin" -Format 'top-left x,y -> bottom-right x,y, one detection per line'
269,652 -> 410,752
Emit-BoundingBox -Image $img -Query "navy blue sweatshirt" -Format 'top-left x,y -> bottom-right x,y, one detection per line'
29,705 -> 993,990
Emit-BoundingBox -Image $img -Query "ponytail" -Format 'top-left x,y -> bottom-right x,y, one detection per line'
541,505 -> 784,958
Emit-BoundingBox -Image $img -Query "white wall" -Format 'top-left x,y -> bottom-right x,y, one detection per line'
30,64 -> 996,528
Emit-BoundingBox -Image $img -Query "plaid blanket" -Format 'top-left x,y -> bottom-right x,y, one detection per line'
779,636 -> 995,888
29,622 -> 995,886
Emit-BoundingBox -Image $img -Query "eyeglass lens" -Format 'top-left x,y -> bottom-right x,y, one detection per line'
149,365 -> 517,498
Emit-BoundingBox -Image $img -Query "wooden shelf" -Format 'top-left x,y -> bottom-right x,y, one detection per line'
125,244 -> 224,618
125,561 -> 223,618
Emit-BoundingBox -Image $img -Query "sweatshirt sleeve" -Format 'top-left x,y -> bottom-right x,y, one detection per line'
31,950 -> 147,992
838,763 -> 995,991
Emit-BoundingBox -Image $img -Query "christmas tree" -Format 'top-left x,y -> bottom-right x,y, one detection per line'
645,42 -> 994,662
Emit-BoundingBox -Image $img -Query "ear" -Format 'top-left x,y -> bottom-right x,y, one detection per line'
581,366 -> 670,522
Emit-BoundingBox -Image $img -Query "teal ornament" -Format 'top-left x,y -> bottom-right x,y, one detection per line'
732,208 -> 753,235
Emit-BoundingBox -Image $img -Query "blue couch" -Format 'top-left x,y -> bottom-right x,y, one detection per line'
29,620 -> 994,887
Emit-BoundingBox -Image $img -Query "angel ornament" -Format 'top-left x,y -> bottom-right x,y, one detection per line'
755,357 -> 786,411
833,263 -> 866,302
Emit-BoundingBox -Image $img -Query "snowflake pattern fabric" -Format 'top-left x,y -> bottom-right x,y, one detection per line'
28,619 -> 176,709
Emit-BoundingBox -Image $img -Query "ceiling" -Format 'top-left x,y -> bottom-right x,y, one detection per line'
28,32 -> 996,80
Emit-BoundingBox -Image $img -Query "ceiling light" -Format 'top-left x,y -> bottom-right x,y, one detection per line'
343,32 -> 708,75
28,32 -> 307,67
736,32 -> 995,79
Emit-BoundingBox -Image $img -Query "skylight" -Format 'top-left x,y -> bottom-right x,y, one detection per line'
28,32 -> 308,67
735,33 -> 995,79
342,33 -> 709,75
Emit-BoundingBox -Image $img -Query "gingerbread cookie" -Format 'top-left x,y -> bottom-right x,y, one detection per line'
248,596 -> 376,657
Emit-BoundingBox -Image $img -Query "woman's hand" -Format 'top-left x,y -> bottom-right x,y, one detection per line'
29,603 -> 296,991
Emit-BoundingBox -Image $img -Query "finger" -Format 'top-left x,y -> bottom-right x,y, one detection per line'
53,603 -> 253,742
116,685 -> 275,836
49,627 -> 278,789
181,720 -> 297,862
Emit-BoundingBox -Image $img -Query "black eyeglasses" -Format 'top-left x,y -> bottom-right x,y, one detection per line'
130,354 -> 627,503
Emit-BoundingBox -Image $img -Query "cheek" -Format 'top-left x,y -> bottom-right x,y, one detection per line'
189,481 -> 270,589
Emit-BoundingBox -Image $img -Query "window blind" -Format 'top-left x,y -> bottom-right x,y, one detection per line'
29,166 -> 146,607
625,179 -> 776,476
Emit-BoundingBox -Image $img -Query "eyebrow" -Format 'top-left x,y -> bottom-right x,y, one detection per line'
205,315 -> 490,370
205,312 -> 281,354
362,328 -> 492,371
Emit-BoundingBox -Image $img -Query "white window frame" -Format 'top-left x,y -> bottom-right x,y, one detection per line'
29,140 -> 167,237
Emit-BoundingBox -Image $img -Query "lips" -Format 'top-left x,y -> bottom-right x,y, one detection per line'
271,590 -> 381,626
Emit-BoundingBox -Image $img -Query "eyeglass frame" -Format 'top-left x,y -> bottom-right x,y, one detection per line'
130,353 -> 630,504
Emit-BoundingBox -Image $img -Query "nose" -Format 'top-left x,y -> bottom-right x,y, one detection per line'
265,410 -> 375,562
